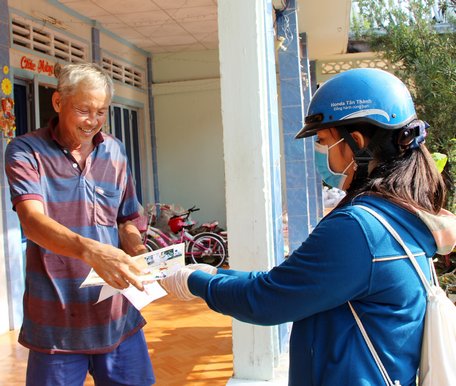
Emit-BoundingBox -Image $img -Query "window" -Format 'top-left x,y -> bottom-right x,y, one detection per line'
109,105 -> 143,203
102,56 -> 144,89
11,16 -> 88,63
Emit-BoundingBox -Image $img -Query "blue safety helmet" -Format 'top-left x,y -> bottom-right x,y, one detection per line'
295,68 -> 417,139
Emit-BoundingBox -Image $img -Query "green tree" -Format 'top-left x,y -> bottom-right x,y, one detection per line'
352,0 -> 456,213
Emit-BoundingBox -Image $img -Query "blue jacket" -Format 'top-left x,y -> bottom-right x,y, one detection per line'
188,196 -> 454,385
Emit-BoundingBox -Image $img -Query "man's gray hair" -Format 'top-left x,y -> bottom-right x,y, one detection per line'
56,62 -> 114,101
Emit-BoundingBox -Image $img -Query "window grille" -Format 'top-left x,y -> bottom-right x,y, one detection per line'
102,56 -> 144,89
11,16 -> 87,63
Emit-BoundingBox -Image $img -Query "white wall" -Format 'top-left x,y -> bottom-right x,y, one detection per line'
152,49 -> 220,83
152,50 -> 226,227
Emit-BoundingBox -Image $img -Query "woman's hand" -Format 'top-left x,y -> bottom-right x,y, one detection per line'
160,267 -> 197,301
186,263 -> 218,275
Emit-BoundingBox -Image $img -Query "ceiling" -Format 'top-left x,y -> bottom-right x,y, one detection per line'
58,0 -> 351,59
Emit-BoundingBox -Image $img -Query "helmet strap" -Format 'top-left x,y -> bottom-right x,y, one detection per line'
338,127 -> 374,181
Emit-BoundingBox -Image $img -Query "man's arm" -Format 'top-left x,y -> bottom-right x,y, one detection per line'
16,200 -> 145,291
118,220 -> 148,257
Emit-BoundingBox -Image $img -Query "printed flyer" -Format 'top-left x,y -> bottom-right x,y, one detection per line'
80,243 -> 185,288
80,243 -> 185,310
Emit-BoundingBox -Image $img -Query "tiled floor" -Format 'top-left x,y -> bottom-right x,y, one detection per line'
0,293 -> 233,386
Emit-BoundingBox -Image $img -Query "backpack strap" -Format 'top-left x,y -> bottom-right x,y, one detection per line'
348,301 -> 400,386
349,204 -> 434,386
355,204 -> 435,293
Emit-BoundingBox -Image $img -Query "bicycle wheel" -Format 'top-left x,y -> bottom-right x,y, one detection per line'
145,238 -> 161,252
187,232 -> 227,268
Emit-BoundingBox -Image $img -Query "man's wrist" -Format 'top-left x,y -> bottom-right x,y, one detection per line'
130,245 -> 148,256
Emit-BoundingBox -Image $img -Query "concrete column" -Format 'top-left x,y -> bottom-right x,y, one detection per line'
91,25 -> 101,64
0,0 -> 24,333
147,56 -> 159,203
300,34 -> 324,229
218,0 -> 284,382
277,0 -> 310,253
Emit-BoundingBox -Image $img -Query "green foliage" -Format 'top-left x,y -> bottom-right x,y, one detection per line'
432,152 -> 448,173
352,0 -> 456,213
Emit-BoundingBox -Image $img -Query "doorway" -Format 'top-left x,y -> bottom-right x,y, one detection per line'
13,80 -> 31,136
13,79 -> 56,136
38,85 -> 55,128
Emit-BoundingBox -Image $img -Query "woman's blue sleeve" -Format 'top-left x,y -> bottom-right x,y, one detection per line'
188,211 -> 373,325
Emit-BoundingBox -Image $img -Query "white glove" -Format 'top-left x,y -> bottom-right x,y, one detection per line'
160,267 -> 196,301
185,263 -> 217,275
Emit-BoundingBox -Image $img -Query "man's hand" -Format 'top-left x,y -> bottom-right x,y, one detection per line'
82,240 -> 146,291
16,200 -> 146,291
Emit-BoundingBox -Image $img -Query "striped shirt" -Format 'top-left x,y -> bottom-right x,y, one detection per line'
5,118 -> 146,354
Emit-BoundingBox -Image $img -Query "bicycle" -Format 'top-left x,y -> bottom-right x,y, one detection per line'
189,220 -> 229,257
143,205 -> 228,268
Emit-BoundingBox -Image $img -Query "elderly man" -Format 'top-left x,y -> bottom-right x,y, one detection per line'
5,62 -> 155,386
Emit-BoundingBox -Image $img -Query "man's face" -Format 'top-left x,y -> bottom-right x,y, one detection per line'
52,86 -> 110,149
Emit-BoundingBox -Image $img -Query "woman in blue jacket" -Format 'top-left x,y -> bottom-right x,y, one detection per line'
161,68 -> 456,385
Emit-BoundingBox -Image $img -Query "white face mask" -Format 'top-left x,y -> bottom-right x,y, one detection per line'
314,138 -> 354,190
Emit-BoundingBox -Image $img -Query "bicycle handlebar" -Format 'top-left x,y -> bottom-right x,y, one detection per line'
170,206 -> 200,219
